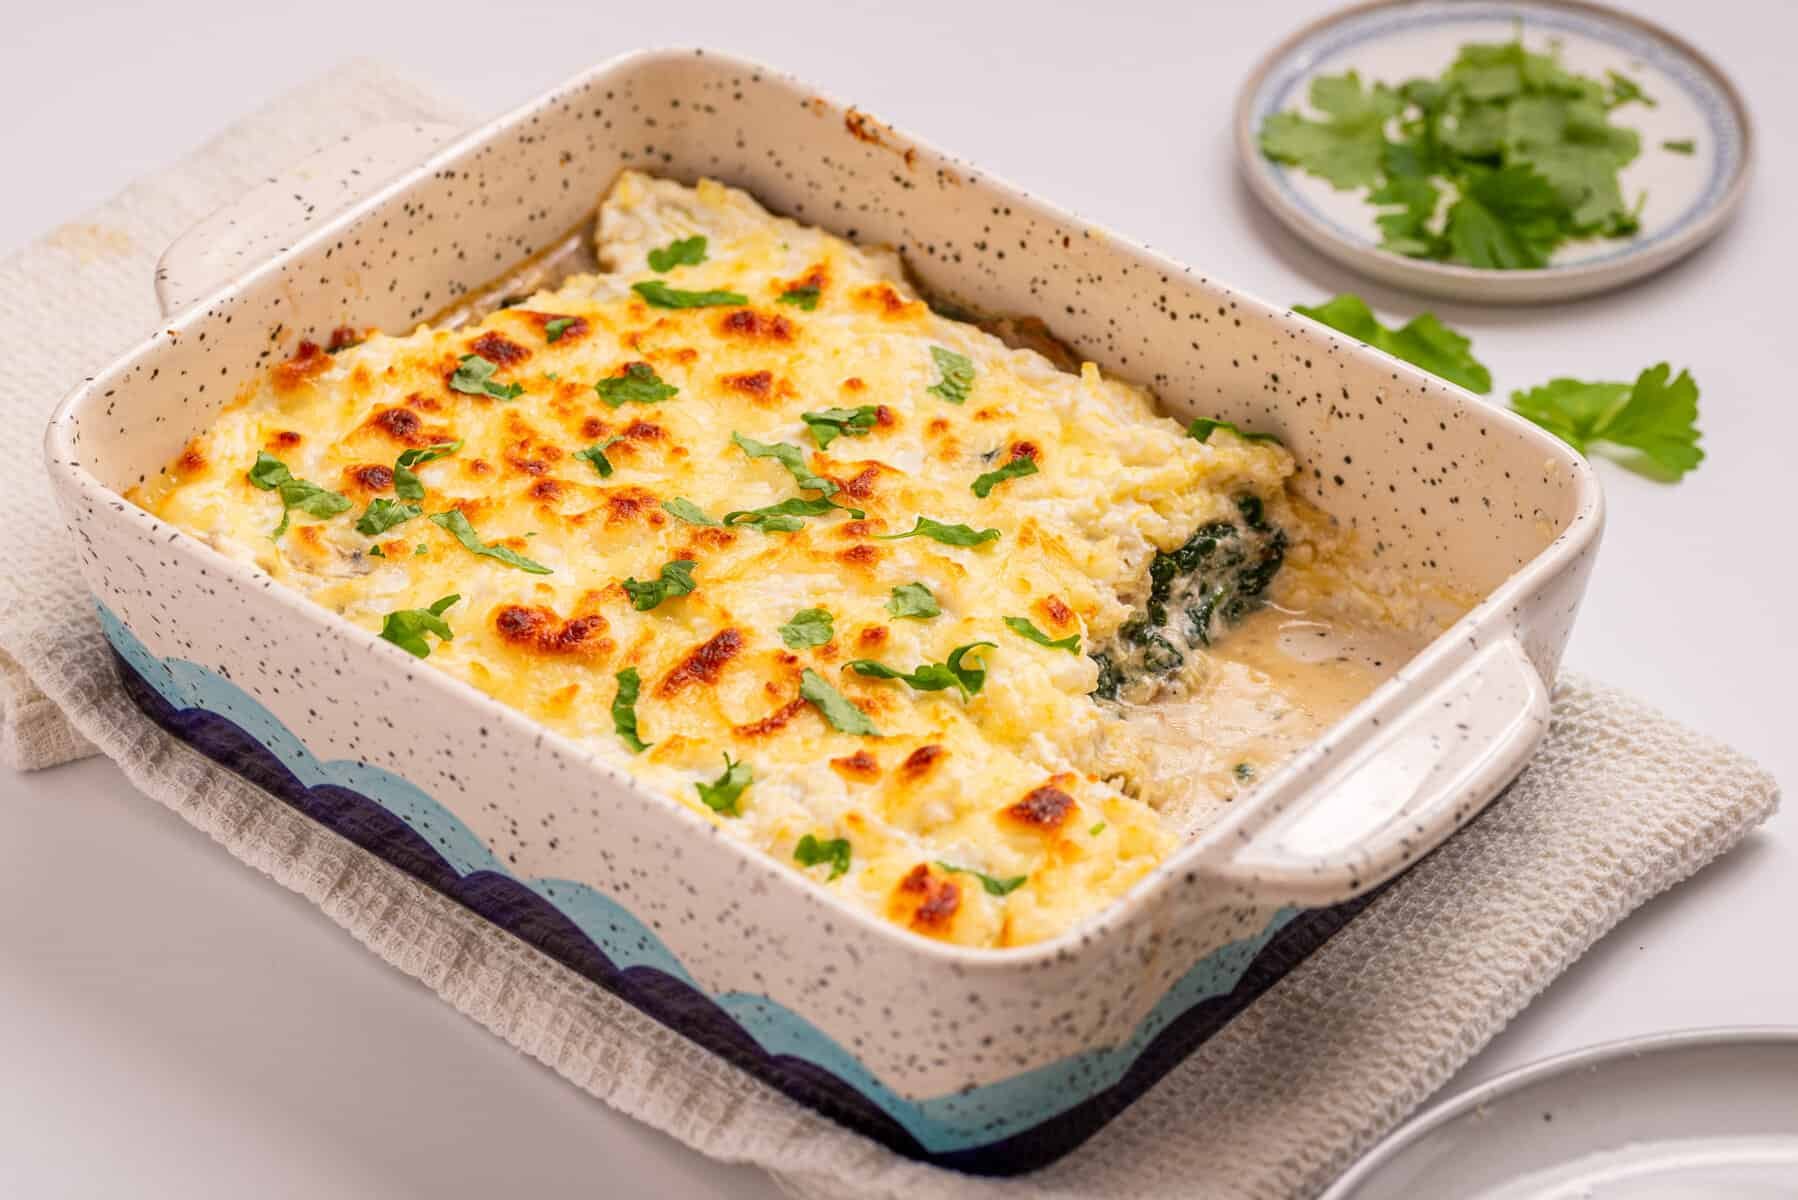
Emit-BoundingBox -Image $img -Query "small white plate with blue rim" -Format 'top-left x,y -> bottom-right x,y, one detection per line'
1235,0 -> 1753,303
1320,1027 -> 1798,1198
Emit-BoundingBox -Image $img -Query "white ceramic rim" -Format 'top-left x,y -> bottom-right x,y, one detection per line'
1319,1025 -> 1798,1198
1232,0 -> 1756,304
45,47 -> 1603,972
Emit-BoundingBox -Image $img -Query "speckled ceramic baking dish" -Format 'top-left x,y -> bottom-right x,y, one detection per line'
44,50 -> 1602,1175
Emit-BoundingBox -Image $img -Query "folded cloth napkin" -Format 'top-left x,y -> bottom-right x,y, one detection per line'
0,60 -> 1779,1200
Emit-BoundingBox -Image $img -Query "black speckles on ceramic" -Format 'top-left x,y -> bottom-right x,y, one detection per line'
42,49 -> 1602,1162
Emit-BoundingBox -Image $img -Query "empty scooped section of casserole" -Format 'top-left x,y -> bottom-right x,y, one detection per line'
132,171 -> 1455,949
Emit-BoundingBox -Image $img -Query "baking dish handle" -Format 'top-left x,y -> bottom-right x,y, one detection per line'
1202,635 -> 1550,908
156,121 -> 463,318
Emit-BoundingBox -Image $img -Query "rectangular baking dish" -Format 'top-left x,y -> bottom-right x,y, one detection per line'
44,50 -> 1602,1175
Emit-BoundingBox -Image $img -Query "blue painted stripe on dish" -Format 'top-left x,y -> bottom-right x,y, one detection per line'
1250,1 -> 1742,268
98,601 -> 1291,1152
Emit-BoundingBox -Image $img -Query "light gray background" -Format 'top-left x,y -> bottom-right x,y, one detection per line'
1,2 -> 1791,1196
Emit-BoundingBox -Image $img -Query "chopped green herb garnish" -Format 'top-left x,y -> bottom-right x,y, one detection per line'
1510,363 -> 1702,480
427,510 -> 553,573
794,834 -> 852,879
1187,418 -> 1283,446
449,353 -> 524,400
926,346 -> 975,404
544,317 -> 577,343
1294,294 -> 1493,393
632,280 -> 747,309
799,668 -> 879,736
574,437 -> 623,478
394,440 -> 461,501
971,455 -> 1038,498
1234,762 -> 1256,782
378,594 -> 459,658
724,496 -> 859,531
368,545 -> 384,557
612,667 -> 650,752
595,362 -> 679,407
355,497 -> 423,537
414,543 -> 428,556
778,607 -> 834,649
1662,138 -> 1695,155
1004,616 -> 1080,653
801,405 -> 879,449
1259,39 -> 1657,268
695,753 -> 751,816
777,285 -> 821,311
886,582 -> 940,620
622,559 -> 697,611
934,861 -> 1028,897
246,452 -> 351,539
1089,822 -> 1107,836
661,497 -> 721,526
732,432 -> 838,495
647,235 -> 708,272
846,641 -> 994,701
877,516 -> 1001,547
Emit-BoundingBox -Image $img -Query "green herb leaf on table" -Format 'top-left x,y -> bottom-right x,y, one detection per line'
1293,294 -> 1493,393
971,455 -> 1038,498
933,861 -> 1028,897
449,354 -> 524,400
1510,363 -> 1702,480
574,438 -> 623,478
595,362 -> 679,407
695,753 -> 752,816
246,452 -> 352,539
777,285 -> 821,311
926,346 -> 975,404
355,497 -> 423,537
378,594 -> 459,659
1004,616 -> 1080,653
393,440 -> 461,500
800,668 -> 879,736
778,608 -> 834,649
622,559 -> 698,611
612,667 -> 651,752
794,834 -> 852,879
647,235 -> 708,272
1661,138 -> 1695,155
886,582 -> 940,620
427,510 -> 553,574
876,517 -> 1001,547
632,280 -> 747,309
1187,418 -> 1283,446
801,405 -> 879,449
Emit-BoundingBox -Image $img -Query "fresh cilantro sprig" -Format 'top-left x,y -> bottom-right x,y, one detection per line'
846,641 -> 994,701
801,405 -> 879,450
778,608 -> 834,649
378,594 -> 459,658
1259,38 -> 1658,268
799,668 -> 879,736
933,861 -> 1028,897
622,559 -> 697,611
632,281 -> 747,309
695,753 -> 752,816
450,353 -> 524,400
647,235 -> 708,272
246,453 -> 352,539
794,834 -> 851,879
1294,295 -> 1493,393
1004,616 -> 1080,653
612,667 -> 650,752
428,510 -> 553,574
1511,363 -> 1703,480
596,362 -> 679,407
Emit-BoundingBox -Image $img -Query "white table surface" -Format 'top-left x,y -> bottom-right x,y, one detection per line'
2,2 -> 1792,1195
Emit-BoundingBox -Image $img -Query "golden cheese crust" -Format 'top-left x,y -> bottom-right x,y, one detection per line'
133,171 -> 1301,948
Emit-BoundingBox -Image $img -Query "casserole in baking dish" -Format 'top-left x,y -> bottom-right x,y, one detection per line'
45,51 -> 1601,1173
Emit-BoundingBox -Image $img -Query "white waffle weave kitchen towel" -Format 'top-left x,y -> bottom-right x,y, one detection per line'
0,61 -> 1780,1200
